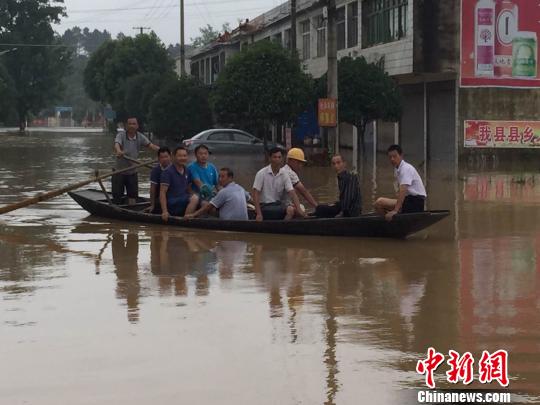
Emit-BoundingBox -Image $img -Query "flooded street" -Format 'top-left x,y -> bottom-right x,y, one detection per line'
0,132 -> 539,404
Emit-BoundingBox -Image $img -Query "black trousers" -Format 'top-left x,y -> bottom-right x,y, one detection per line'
402,195 -> 425,213
314,203 -> 342,218
112,173 -> 138,203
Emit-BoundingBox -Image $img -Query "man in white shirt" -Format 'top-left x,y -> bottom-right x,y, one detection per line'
252,148 -> 306,221
374,144 -> 427,221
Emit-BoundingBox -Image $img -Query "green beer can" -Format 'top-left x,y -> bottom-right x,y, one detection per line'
512,31 -> 537,78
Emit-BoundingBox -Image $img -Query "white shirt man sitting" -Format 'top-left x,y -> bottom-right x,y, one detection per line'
252,147 -> 306,221
374,144 -> 427,221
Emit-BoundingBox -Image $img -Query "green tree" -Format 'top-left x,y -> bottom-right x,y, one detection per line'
149,77 -> 212,140
212,40 -> 313,145
190,23 -> 231,48
0,0 -> 72,130
318,57 -> 402,155
83,32 -> 174,124
123,71 -> 176,129
57,28 -> 111,124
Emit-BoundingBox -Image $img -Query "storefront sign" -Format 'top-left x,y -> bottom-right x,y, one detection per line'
464,120 -> 540,147
318,98 -> 337,127
461,0 -> 540,88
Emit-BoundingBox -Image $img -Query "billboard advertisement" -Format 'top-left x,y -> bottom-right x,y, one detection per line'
461,0 -> 540,88
318,98 -> 337,127
464,120 -> 540,147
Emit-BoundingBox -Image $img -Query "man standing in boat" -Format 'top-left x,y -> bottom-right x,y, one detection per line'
314,155 -> 361,218
113,117 -> 160,205
160,146 -> 199,222
145,146 -> 171,214
281,148 -> 318,211
374,144 -> 427,221
252,147 -> 306,221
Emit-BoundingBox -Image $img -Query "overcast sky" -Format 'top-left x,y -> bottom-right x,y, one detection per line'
54,0 -> 284,46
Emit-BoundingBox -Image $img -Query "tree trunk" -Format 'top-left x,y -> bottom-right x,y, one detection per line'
358,121 -> 367,184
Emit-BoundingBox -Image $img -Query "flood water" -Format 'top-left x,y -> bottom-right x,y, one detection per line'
0,132 -> 539,404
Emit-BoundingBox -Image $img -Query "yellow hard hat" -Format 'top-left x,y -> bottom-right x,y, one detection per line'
287,148 -> 307,163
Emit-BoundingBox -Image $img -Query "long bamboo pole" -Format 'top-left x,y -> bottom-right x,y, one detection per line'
0,159 -> 157,215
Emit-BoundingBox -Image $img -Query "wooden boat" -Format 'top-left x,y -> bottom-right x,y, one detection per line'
68,189 -> 450,239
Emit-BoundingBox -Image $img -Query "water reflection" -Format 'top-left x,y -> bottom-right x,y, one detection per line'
1,133 -> 540,402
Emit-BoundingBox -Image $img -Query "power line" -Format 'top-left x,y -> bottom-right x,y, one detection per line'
68,0 -> 266,13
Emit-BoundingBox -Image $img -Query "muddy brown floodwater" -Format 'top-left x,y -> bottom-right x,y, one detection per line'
0,132 -> 539,405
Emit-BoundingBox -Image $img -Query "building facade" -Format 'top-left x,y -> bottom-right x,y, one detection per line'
186,0 -> 540,167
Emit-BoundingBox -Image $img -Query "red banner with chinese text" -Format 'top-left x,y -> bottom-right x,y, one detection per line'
464,120 -> 540,147
461,0 -> 540,88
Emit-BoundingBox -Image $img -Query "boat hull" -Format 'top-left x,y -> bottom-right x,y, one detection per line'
69,189 -> 450,239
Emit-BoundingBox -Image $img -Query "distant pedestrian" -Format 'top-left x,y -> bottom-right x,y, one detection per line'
374,144 -> 427,221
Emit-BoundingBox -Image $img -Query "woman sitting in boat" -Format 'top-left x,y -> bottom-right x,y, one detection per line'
314,155 -> 361,218
185,168 -> 250,221
159,146 -> 199,222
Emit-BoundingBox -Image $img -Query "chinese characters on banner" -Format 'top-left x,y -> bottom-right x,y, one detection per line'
464,120 -> 540,147
461,0 -> 540,88
416,348 -> 509,389
318,98 -> 337,127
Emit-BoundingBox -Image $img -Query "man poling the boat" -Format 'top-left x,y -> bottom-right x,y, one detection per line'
252,147 -> 306,221
188,144 -> 219,201
281,148 -> 318,211
113,117 -> 160,205
314,155 -> 361,218
145,146 -> 171,214
160,146 -> 199,222
185,167 -> 250,221
374,144 -> 427,222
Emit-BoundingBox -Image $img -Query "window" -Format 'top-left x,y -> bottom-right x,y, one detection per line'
273,32 -> 282,45
211,55 -> 220,83
315,15 -> 326,57
301,20 -> 310,60
363,0 -> 408,47
219,52 -> 226,71
336,7 -> 346,50
205,58 -> 210,84
208,132 -> 232,142
191,61 -> 199,79
232,132 -> 253,143
347,2 -> 359,48
284,29 -> 291,50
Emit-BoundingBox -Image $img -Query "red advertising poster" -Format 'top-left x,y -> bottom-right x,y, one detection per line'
464,120 -> 540,147
461,0 -> 540,88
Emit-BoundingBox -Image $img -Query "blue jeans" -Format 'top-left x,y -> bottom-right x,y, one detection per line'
167,196 -> 190,217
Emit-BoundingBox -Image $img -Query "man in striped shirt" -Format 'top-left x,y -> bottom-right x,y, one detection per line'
314,155 -> 361,218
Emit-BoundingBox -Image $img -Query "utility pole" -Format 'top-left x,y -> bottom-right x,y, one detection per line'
132,26 -> 150,35
180,0 -> 186,76
290,0 -> 297,52
326,0 -> 339,154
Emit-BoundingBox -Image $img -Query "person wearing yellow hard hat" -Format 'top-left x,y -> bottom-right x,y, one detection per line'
281,148 -> 318,212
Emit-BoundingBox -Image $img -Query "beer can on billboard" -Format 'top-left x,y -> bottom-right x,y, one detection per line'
494,0 -> 518,77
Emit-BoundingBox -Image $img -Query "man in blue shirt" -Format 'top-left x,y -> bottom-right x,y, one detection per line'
145,146 -> 171,214
187,144 -> 218,200
185,168 -> 249,220
160,146 -> 199,222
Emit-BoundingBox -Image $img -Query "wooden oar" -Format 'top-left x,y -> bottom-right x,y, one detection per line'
0,159 -> 157,215
122,155 -> 155,169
